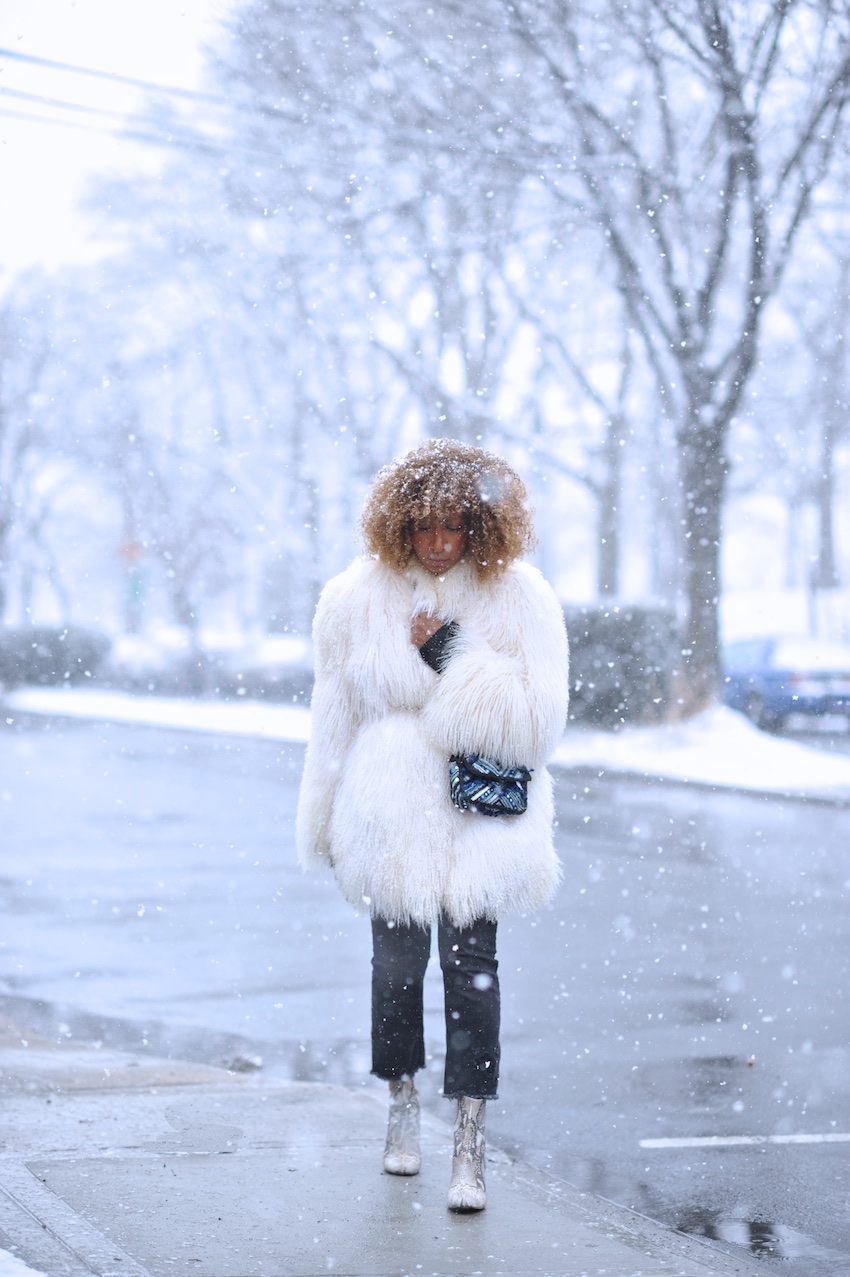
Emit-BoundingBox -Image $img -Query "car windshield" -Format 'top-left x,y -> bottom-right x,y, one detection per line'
724,641 -> 769,668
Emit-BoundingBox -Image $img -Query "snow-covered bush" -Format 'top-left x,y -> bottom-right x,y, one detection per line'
0,626 -> 111,689
564,604 -> 680,727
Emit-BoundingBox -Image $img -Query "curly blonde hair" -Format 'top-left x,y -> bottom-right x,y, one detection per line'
361,438 -> 536,578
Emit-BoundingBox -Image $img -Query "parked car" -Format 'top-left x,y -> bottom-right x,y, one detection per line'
722,636 -> 850,731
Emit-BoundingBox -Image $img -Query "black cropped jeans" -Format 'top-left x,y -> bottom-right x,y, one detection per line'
370,914 -> 500,1099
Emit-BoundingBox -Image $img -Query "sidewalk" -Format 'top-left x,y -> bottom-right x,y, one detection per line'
0,1019 -> 763,1277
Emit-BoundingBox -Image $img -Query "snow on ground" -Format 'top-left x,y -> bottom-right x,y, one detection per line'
551,704 -> 850,799
0,1251 -> 48,1277
4,686 -> 310,743
5,686 -> 850,800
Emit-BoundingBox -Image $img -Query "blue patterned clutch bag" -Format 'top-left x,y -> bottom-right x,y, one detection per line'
449,753 -> 532,817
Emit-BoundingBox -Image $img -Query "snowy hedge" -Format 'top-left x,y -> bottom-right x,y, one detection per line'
564,604 -> 680,727
0,627 -> 111,689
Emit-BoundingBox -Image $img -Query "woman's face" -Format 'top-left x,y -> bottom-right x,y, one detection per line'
411,514 -> 468,575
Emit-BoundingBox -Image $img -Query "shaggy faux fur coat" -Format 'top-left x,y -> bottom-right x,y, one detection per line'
295,554 -> 569,927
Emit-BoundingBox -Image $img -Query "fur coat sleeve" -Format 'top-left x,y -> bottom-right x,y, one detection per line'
295,557 -> 433,866
420,563 -> 569,768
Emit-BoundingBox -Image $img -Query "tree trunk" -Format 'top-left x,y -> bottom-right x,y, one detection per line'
814,421 -> 839,591
597,417 -> 622,597
678,412 -> 727,709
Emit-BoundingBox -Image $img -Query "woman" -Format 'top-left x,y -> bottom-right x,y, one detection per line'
296,439 -> 569,1211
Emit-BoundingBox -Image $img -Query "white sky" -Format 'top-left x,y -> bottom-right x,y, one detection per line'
0,0 -> 230,283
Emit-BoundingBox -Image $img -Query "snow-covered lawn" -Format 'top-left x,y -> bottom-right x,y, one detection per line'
551,703 -> 850,799
4,686 -> 311,743
5,686 -> 850,801
0,1251 -> 48,1277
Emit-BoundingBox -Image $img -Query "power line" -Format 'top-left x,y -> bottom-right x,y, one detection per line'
0,45 -> 302,133
0,102 -> 224,154
0,71 -> 298,167
0,44 -> 226,106
0,103 -> 289,165
0,80 -> 232,153
0,84 -> 142,125
0,42 -> 321,172
0,55 -> 297,161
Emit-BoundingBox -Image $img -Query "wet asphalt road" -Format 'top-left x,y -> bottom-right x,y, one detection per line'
1,711 -> 848,1275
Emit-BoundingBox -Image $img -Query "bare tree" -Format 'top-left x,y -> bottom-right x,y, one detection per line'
218,0 -> 640,594
9,0 -> 848,667
0,287 -> 53,621
219,0 -> 850,705
725,203 -> 850,601
486,0 -> 850,703
791,241 -> 850,592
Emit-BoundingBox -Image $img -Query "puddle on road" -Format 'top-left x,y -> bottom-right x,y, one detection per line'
638,1051 -> 750,1110
680,1211 -> 850,1266
0,993 -> 375,1091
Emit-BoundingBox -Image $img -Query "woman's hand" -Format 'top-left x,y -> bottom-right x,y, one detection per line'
411,612 -> 448,648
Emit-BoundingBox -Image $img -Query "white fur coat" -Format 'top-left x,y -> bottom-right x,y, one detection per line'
295,555 -> 569,927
